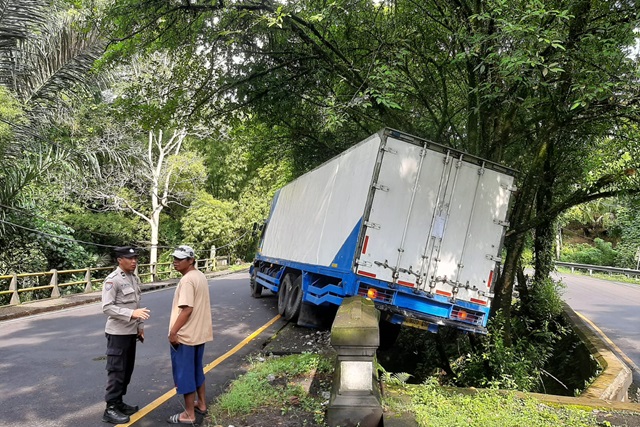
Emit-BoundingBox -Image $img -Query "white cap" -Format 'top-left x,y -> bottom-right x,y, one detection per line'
172,245 -> 196,259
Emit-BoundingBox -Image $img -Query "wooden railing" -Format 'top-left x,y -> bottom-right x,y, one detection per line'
0,255 -> 231,306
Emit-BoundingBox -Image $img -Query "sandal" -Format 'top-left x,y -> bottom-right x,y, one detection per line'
194,407 -> 208,416
166,413 -> 196,425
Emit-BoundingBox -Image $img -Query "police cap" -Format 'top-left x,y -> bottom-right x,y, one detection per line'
114,246 -> 139,259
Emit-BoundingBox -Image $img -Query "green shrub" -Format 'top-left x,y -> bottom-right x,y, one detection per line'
560,238 -> 617,266
452,278 -> 591,394
384,378 -> 601,427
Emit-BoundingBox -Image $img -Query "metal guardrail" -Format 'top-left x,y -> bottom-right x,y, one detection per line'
0,255 -> 231,306
555,261 -> 640,279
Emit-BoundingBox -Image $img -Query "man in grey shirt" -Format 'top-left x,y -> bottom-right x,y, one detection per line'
101,246 -> 151,424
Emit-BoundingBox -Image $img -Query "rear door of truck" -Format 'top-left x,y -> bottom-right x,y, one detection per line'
355,131 -> 515,305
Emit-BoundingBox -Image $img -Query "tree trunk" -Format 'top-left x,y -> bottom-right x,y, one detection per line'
150,207 -> 160,280
534,221 -> 556,282
148,129 -> 163,270
533,143 -> 556,282
490,231 -> 526,346
489,175 -> 538,345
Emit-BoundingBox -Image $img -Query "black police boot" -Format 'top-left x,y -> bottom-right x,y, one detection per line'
117,401 -> 139,416
102,405 -> 130,424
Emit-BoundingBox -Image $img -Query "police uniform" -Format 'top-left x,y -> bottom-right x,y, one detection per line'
102,248 -> 143,413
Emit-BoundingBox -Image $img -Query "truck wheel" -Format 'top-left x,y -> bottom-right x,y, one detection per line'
284,274 -> 303,321
250,268 -> 263,298
278,274 -> 291,316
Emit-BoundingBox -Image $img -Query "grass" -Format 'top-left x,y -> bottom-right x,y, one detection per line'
557,266 -> 640,286
384,379 -> 604,427
208,353 -> 610,427
208,353 -> 333,426
227,263 -> 251,272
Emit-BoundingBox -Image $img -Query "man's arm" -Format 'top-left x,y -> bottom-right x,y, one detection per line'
168,305 -> 193,345
102,281 -> 150,322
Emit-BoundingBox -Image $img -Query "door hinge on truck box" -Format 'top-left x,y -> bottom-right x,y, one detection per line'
364,221 -> 381,230
372,183 -> 389,192
356,259 -> 372,267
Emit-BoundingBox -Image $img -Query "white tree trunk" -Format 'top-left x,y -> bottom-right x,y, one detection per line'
147,128 -> 187,268
149,129 -> 162,268
99,128 -> 187,272
555,224 -> 562,260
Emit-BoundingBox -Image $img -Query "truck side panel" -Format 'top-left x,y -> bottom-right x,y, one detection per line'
259,133 -> 381,268
442,166 -> 513,297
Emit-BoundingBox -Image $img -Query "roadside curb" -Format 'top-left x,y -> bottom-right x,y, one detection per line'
0,268 -> 245,322
563,302 -> 633,403
419,304 -> 636,409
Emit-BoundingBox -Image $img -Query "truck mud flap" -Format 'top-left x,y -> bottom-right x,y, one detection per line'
297,302 -> 339,329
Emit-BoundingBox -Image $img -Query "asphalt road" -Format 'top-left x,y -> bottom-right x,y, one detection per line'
0,271 -> 284,427
2,269 -> 639,426
559,271 -> 640,386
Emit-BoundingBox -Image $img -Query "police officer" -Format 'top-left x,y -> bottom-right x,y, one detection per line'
101,246 -> 151,424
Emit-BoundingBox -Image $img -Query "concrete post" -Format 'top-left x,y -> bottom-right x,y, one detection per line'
210,246 -> 217,271
84,268 -> 92,293
9,273 -> 20,305
151,262 -> 157,282
50,270 -> 60,299
326,296 -> 383,427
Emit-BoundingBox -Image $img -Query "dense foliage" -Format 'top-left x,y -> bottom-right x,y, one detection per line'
378,277 -> 597,395
388,378 -> 604,427
0,0 -> 639,389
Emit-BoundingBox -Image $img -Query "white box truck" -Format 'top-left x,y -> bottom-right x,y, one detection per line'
250,128 -> 516,335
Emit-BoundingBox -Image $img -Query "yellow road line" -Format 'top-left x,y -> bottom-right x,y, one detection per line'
575,310 -> 640,373
117,314 -> 282,427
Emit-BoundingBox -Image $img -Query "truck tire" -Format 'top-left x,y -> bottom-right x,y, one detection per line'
278,274 -> 291,316
284,274 -> 303,321
250,268 -> 263,298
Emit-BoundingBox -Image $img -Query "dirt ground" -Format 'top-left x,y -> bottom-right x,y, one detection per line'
593,410 -> 640,427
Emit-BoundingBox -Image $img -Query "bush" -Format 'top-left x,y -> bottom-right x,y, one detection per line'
377,278 -> 588,394
385,378 -> 603,427
560,238 -> 617,266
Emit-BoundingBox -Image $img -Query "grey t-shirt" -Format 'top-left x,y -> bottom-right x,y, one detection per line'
102,267 -> 143,335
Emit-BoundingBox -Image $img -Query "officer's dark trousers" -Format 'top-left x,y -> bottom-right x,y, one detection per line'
105,333 -> 137,405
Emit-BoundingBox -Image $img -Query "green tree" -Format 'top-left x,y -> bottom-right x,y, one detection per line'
0,0 -> 117,271
101,0 -> 640,344
64,51 -> 212,266
611,197 -> 640,268
182,132 -> 294,260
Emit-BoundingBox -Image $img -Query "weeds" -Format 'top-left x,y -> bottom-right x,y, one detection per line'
384,378 -> 602,427
209,353 -> 332,426
208,345 -> 612,427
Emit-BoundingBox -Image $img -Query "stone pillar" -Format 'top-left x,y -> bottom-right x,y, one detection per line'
84,268 -> 93,293
210,246 -> 217,271
9,273 -> 20,305
50,270 -> 60,298
151,262 -> 157,282
326,296 -> 383,427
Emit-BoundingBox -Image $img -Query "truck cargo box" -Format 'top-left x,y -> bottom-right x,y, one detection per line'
251,128 -> 516,334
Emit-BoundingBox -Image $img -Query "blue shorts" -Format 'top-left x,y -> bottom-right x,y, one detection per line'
170,343 -> 205,395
